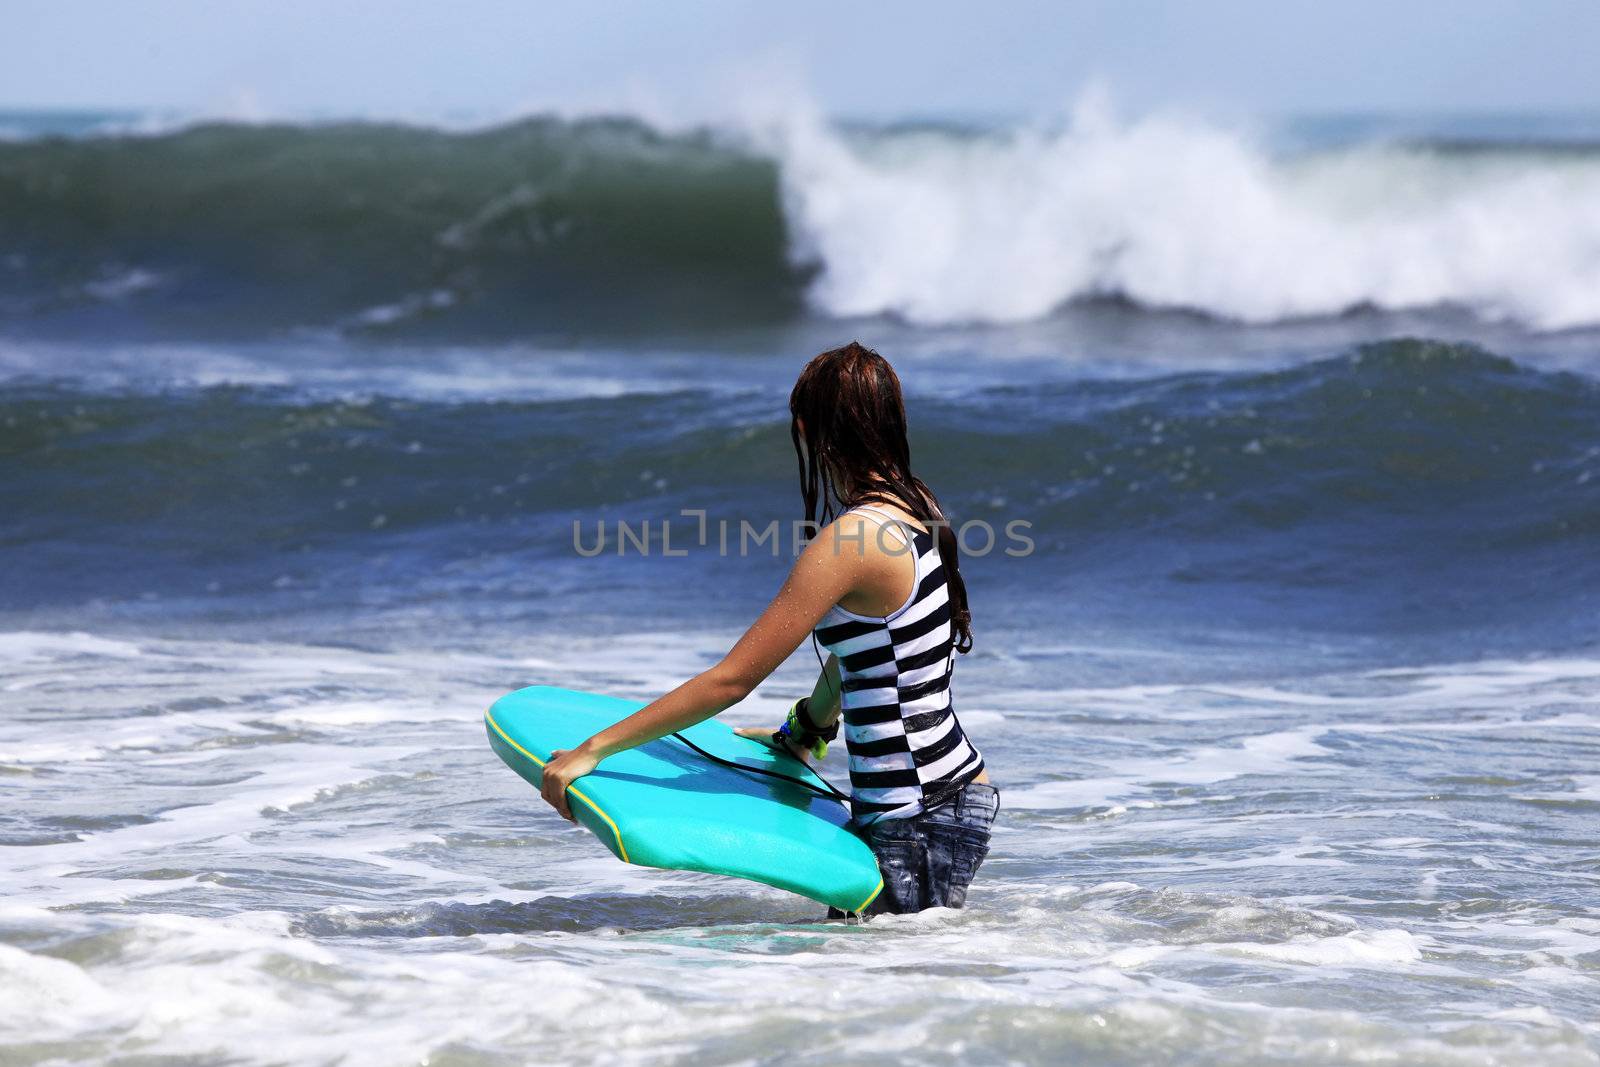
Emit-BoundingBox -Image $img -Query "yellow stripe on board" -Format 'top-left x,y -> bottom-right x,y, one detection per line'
484,708 -> 630,864
854,878 -> 884,915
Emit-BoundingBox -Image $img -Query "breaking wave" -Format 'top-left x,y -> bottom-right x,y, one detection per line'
3,104 -> 1600,336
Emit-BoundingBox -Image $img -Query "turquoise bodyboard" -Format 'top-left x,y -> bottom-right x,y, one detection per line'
486,686 -> 884,913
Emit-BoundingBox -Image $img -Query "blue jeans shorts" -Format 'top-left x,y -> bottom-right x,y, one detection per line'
837,781 -> 1000,916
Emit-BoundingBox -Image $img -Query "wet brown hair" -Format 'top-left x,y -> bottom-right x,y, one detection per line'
790,341 -> 973,653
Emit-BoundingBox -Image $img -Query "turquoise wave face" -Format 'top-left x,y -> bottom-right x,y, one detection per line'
0,117 -> 800,339
3,339 -> 1596,655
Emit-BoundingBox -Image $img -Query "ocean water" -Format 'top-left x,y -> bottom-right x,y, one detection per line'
3,105 -> 1600,1066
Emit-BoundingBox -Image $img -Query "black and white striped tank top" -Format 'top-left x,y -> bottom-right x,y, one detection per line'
813,505 -> 986,824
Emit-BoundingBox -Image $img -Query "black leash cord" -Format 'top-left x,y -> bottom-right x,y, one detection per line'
668,731 -> 853,806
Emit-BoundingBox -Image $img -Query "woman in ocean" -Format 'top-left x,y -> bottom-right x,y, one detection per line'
538,341 -> 997,915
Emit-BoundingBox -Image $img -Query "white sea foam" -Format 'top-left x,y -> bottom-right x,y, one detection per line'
1216,928 -> 1425,967
1005,725 -> 1332,811
0,337 -> 725,402
756,94 -> 1600,330
6,631 -> 1600,1063
0,630 -> 144,660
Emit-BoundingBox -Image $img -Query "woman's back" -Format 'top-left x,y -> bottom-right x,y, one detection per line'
814,504 -> 986,823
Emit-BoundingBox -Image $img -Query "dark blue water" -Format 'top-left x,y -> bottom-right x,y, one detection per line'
4,337 -> 1596,674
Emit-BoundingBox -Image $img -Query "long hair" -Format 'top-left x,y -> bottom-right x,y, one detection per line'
789,341 -> 974,653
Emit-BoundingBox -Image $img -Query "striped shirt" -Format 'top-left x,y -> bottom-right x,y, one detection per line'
813,505 -> 985,824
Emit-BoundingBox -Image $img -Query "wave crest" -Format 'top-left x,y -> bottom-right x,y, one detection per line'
767,98 -> 1600,328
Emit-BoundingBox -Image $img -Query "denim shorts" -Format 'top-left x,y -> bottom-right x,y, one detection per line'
839,781 -> 1000,916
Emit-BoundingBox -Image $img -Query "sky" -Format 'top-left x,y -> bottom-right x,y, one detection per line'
3,1 -> 1598,121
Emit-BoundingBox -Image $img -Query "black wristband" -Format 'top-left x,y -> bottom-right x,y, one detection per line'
793,697 -> 838,742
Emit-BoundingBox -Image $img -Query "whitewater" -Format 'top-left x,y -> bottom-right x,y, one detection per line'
5,630 -> 1600,1065
767,99 -> 1600,329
